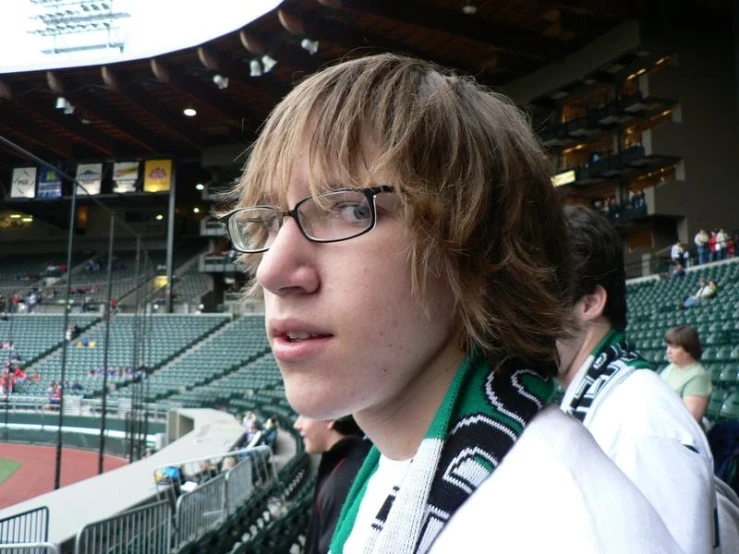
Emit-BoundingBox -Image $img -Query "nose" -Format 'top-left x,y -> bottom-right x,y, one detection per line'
257,218 -> 320,296
293,415 -> 304,431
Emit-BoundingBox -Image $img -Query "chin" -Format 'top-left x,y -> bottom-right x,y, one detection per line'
285,380 -> 354,421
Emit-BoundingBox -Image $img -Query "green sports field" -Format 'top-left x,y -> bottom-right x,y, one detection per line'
0,458 -> 21,485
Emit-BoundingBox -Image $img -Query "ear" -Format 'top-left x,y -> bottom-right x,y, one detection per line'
577,285 -> 608,324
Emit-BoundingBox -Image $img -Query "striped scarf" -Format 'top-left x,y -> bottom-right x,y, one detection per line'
561,329 -> 651,426
329,349 -> 556,554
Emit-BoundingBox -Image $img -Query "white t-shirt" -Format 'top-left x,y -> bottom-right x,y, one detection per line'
345,406 -> 682,553
344,455 -> 412,553
563,367 -> 716,553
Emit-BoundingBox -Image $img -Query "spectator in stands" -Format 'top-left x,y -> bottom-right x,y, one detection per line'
221,456 -> 237,472
717,227 -> 729,260
680,278 -> 718,308
30,371 -> 41,383
296,415 -> 371,554
558,206 -> 719,553
0,294 -> 6,318
670,240 -> 684,268
695,228 -> 710,265
661,326 -> 713,422
225,54 -> 681,551
71,380 -> 83,392
672,263 -> 686,278
710,230 -> 719,262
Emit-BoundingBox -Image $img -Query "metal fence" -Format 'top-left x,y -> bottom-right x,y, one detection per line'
152,446 -> 277,552
174,472 -> 227,549
0,507 -> 49,545
74,500 -> 171,554
0,544 -> 59,554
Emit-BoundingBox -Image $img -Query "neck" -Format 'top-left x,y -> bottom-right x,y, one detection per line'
558,320 -> 613,388
675,358 -> 695,369
354,339 -> 464,461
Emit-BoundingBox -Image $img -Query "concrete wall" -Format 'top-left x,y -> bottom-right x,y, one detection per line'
646,31 -> 739,241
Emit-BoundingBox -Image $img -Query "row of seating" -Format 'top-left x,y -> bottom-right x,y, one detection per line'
626,258 -> 739,422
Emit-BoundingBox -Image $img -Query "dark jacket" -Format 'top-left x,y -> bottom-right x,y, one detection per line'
304,435 -> 371,554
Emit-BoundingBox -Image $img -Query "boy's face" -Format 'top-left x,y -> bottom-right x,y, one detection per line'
255,144 -> 461,422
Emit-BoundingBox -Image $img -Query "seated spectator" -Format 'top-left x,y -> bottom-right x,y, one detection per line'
296,415 -> 371,554
13,367 -> 27,384
681,278 -> 717,308
661,326 -> 712,422
30,371 -> 41,382
2,340 -> 13,350
558,207 -> 719,552
221,456 -> 237,472
673,263 -> 686,278
71,381 -> 84,392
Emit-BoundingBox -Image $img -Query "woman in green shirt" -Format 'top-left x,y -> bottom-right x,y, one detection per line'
661,325 -> 712,422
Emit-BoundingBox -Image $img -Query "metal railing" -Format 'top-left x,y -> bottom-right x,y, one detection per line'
0,544 -> 59,554
0,507 -> 49,545
152,445 -> 277,552
74,499 -> 171,554
174,472 -> 227,549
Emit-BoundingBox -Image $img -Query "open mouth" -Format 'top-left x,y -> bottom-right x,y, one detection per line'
285,332 -> 330,343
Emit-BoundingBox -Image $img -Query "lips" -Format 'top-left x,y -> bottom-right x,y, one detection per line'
269,318 -> 333,362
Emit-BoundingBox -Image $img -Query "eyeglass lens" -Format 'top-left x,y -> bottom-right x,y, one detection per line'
229,190 -> 375,252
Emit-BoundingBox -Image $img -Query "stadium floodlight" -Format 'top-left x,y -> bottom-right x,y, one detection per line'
261,54 -> 277,73
250,59 -> 262,77
183,107 -> 197,117
212,74 -> 229,90
300,38 -> 319,55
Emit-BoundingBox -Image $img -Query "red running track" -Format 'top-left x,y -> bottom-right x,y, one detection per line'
0,444 -> 128,510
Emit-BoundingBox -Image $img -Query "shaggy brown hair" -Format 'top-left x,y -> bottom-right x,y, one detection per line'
228,54 -> 574,376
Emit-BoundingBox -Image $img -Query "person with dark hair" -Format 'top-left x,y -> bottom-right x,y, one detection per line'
296,415 -> 370,554
223,54 -> 680,552
558,206 -> 720,553
662,325 -> 713,422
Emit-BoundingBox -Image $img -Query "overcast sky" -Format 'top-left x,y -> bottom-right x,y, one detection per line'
0,0 -> 281,73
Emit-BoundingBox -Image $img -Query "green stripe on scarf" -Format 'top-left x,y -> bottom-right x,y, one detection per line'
330,349 -> 555,554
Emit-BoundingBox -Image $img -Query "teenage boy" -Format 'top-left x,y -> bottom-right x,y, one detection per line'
222,54 -> 680,553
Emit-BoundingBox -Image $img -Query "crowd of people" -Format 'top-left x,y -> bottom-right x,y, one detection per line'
671,228 -> 737,272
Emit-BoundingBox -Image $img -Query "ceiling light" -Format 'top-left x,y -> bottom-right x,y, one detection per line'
155,214 -> 164,221
249,59 -> 262,77
212,74 -> 229,90
261,54 -> 277,73
22,217 -> 33,223
195,183 -> 205,191
10,214 -> 21,219
193,207 -> 200,213
183,107 -> 197,117
55,96 -> 67,109
300,38 -> 319,55
462,2 -> 477,14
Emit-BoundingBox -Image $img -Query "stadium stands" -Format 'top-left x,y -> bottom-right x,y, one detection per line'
626,258 -> 739,423
16,314 -> 228,396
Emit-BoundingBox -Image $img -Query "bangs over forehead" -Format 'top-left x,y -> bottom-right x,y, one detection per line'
236,54 -> 470,208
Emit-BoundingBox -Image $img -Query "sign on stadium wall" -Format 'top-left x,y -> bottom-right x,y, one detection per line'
112,161 -> 139,193
76,163 -> 103,195
143,159 -> 172,193
10,167 -> 37,198
38,166 -> 63,198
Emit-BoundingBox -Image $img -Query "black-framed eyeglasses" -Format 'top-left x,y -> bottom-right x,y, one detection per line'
219,186 -> 393,253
